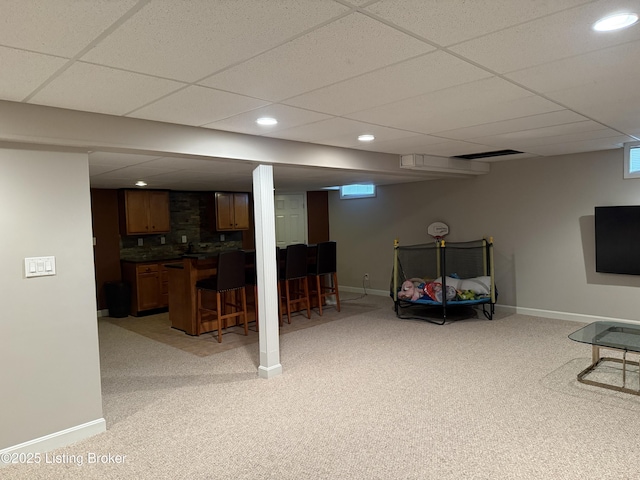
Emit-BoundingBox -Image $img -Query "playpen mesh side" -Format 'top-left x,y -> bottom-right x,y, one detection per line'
391,240 -> 490,296
393,243 -> 439,284
441,240 -> 488,278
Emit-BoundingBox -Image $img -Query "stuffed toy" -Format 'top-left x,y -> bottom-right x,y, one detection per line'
398,278 -> 427,301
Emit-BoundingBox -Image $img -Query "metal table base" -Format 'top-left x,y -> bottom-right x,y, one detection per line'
576,345 -> 640,396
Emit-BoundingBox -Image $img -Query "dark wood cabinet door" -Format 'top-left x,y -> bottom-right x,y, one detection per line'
120,189 -> 170,235
124,190 -> 150,234
215,192 -> 235,230
137,270 -> 160,310
147,190 -> 170,233
232,193 -> 249,230
215,192 -> 250,231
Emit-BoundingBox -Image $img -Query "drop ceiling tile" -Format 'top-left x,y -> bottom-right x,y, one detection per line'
141,157 -> 257,174
432,110 -> 589,140
269,117 -> 414,146
494,127 -> 628,150
29,63 -> 185,116
89,152 -> 164,166
365,0 -> 591,46
199,12 -> 432,101
266,117 -> 345,142
522,135 -> 632,156
627,128 -> 640,138
0,0 -> 138,56
0,47 -> 68,101
473,121 -> 616,146
275,168 -> 329,180
347,77 -> 563,133
130,86 -> 269,126
141,171 -> 217,182
88,164 -> 121,176
505,40 -> 640,133
93,165 -> 175,180
450,1 -> 640,73
350,134 -> 453,155
81,0 -> 349,82
283,51 -> 491,116
538,81 -> 640,134
137,157 -> 222,171
203,104 -> 332,136
507,40 -> 640,93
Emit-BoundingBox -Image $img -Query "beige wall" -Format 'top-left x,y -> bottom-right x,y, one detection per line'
330,149 -> 640,322
0,148 -> 104,449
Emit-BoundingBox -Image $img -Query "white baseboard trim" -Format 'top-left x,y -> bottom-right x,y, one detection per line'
0,418 -> 106,467
96,309 -> 109,318
502,305 -> 640,325
337,295 -> 638,325
339,285 -> 389,297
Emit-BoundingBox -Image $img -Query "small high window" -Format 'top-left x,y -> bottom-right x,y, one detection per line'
624,141 -> 640,179
340,184 -> 376,199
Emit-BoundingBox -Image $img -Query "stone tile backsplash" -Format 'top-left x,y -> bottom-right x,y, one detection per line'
120,191 -> 244,261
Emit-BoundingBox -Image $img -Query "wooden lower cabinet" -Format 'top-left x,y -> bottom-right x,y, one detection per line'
122,260 -> 179,316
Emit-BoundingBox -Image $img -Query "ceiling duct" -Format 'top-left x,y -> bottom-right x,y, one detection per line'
454,149 -> 523,160
400,154 -> 490,177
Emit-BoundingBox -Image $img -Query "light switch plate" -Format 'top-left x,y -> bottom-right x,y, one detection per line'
25,256 -> 56,278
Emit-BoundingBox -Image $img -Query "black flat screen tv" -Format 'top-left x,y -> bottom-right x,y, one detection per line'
595,206 -> 640,275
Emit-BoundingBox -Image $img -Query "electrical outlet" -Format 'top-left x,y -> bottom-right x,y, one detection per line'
364,273 -> 369,281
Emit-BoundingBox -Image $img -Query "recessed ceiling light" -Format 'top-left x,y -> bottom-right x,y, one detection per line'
358,134 -> 375,142
135,181 -> 147,187
256,117 -> 278,126
593,12 -> 638,31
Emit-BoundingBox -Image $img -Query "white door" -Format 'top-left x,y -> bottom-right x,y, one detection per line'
275,194 -> 307,248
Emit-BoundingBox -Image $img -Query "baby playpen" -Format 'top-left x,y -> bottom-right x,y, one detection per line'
391,238 -> 496,325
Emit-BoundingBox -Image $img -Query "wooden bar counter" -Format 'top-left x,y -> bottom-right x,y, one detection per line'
167,252 -> 258,335
167,247 -> 319,335
166,253 -> 218,335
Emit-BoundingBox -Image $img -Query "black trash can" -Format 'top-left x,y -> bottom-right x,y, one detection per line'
104,281 -> 131,318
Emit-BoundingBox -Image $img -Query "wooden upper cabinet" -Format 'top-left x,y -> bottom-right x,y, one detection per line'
215,192 -> 249,231
119,189 -> 170,235
147,190 -> 171,232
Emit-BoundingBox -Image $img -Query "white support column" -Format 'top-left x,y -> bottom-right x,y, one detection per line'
253,165 -> 282,378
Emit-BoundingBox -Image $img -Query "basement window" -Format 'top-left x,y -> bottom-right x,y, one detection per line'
624,141 -> 640,179
340,184 -> 376,199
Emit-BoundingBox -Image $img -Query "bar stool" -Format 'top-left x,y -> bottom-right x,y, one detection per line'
278,244 -> 311,324
308,241 -> 340,315
196,250 -> 248,342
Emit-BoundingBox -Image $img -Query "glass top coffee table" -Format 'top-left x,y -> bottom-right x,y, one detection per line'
569,321 -> 640,396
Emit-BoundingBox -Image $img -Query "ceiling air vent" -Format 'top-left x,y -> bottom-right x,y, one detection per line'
454,149 -> 522,160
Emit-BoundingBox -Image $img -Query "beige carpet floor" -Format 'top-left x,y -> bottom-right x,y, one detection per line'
102,299 -> 374,357
5,296 -> 640,479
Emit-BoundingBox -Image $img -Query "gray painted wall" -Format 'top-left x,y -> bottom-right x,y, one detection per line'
0,148 -> 103,449
330,149 -> 640,321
